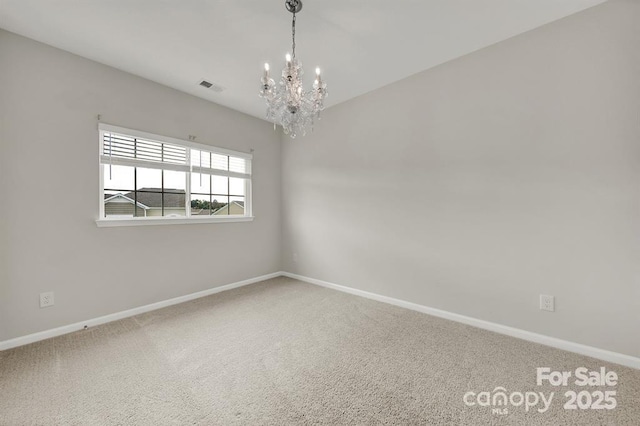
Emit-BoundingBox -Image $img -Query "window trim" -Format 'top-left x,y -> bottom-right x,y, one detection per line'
95,216 -> 254,227
97,123 -> 253,227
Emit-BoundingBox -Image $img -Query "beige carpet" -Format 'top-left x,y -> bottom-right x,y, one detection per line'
1,277 -> 638,425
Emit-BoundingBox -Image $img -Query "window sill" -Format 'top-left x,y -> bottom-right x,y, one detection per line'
95,216 -> 254,228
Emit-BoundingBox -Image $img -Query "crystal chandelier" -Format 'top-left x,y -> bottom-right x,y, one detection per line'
259,0 -> 328,138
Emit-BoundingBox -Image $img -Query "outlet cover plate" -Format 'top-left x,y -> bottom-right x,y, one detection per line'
40,292 -> 54,308
540,294 -> 554,312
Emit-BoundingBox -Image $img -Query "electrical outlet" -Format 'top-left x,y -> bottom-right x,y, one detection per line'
540,294 -> 554,312
292,253 -> 298,262
40,292 -> 55,308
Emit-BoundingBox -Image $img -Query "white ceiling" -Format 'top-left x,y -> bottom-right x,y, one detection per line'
0,0 -> 606,120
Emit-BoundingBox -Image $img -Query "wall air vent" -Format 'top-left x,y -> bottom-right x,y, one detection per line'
199,80 -> 225,93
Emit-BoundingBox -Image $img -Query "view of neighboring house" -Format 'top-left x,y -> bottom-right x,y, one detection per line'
211,200 -> 244,216
104,188 -> 187,217
104,188 -> 243,217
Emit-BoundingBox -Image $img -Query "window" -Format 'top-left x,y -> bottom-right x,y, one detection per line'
97,124 -> 252,226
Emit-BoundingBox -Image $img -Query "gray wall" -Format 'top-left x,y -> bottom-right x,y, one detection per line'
0,30 -> 282,342
282,0 -> 640,358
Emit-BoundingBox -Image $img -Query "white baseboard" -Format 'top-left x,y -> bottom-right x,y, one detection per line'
4,270 -> 639,370
0,272 -> 282,351
281,272 -> 640,370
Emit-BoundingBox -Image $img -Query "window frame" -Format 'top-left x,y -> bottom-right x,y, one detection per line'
96,123 -> 253,227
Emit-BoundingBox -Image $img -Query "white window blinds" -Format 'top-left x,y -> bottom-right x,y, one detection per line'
99,125 -> 252,179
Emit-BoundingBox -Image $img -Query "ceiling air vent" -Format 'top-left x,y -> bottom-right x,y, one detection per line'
199,80 -> 225,93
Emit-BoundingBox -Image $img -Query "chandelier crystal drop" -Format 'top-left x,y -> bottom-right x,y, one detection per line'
259,0 -> 328,139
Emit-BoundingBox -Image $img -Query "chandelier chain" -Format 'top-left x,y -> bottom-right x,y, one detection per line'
291,12 -> 296,59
